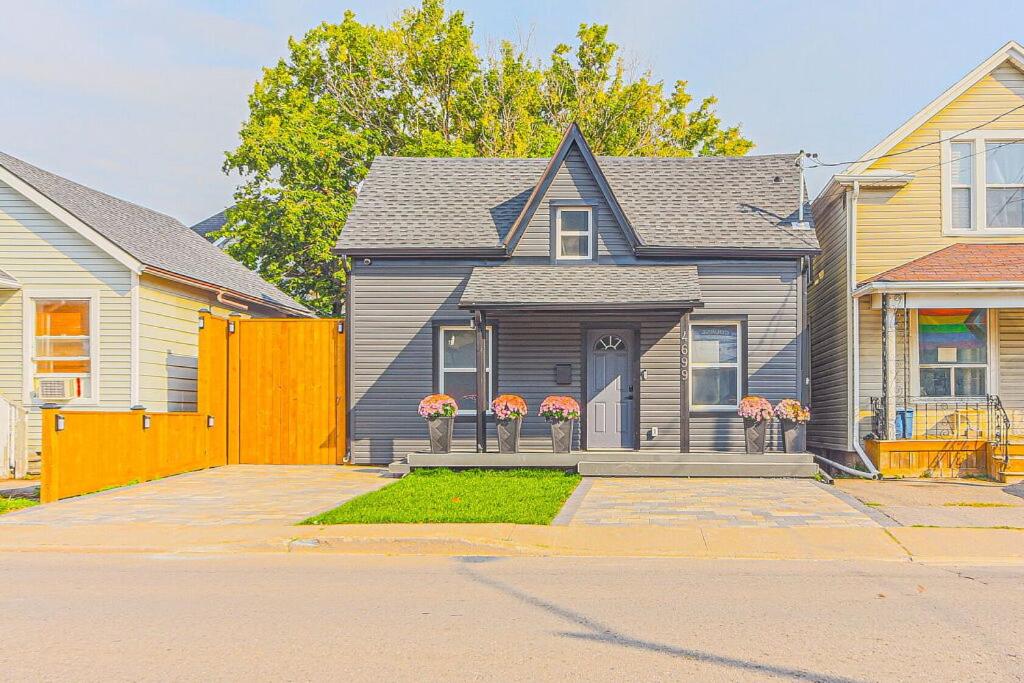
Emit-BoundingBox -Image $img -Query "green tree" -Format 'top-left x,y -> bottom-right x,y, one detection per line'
220,1 -> 753,314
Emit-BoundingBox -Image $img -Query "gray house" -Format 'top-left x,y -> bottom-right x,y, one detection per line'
336,125 -> 819,468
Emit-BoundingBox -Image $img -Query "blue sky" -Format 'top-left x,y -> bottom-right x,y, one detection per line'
1,0 -> 1023,224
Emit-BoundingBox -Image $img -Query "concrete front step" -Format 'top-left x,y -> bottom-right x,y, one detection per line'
578,451 -> 815,464
577,461 -> 820,478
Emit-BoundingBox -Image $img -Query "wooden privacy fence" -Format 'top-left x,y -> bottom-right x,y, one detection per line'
41,314 -> 345,503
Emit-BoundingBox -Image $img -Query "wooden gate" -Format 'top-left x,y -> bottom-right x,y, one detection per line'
228,318 -> 345,465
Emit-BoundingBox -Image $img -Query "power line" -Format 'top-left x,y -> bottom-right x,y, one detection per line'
806,102 -> 1024,169
843,137 -> 1024,188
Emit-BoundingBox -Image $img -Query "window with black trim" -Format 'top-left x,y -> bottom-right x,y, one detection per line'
437,325 -> 494,414
690,322 -> 741,410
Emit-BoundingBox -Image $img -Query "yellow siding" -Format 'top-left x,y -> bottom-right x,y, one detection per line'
856,61 -> 1024,282
138,274 -> 251,412
0,179 -> 132,473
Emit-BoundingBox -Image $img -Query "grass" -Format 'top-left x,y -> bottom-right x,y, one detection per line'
0,497 -> 37,515
303,468 -> 582,525
943,501 -> 1016,508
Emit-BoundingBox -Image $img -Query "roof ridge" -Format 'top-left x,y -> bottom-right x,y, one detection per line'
0,150 -> 185,229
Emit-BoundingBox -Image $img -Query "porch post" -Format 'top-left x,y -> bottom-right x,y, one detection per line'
881,293 -> 897,440
474,309 -> 488,453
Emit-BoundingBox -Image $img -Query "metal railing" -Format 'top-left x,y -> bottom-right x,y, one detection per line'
869,395 -> 1011,466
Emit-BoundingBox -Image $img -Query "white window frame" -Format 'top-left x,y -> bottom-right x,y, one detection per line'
689,320 -> 743,412
437,324 -> 494,416
22,289 -> 101,406
910,308 -> 997,400
554,206 -> 594,261
942,130 -> 1024,235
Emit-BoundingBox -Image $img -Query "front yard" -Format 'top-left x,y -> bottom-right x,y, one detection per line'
303,468 -> 581,525
0,497 -> 38,515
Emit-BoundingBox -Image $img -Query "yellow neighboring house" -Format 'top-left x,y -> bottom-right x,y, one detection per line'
809,41 -> 1024,482
0,151 -> 310,478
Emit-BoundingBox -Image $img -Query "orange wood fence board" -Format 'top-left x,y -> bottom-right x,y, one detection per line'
236,318 -> 343,465
41,314 -> 347,502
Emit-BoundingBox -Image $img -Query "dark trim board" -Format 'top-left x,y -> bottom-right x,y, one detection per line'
344,259 -> 353,462
336,247 -> 508,258
680,310 -> 691,453
635,247 -> 819,259
579,322 -> 641,452
459,302 -> 702,312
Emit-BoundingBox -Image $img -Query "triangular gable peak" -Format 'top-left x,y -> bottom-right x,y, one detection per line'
847,41 -> 1024,176
504,123 -> 642,257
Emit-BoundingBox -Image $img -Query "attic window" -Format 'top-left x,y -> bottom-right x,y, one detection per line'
555,207 -> 593,260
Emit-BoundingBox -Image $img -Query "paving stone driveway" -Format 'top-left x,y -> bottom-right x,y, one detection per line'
0,465 -> 389,526
556,478 -> 881,528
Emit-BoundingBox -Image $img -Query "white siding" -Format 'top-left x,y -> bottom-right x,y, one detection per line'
0,179 -> 132,474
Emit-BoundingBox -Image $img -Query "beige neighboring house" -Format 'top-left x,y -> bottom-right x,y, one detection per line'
0,151 -> 310,478
809,41 -> 1024,482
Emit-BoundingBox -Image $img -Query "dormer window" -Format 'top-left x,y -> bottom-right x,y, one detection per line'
943,132 -> 1024,233
555,207 -> 593,260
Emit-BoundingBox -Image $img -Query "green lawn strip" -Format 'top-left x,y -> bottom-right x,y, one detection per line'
303,468 -> 581,525
0,498 -> 38,515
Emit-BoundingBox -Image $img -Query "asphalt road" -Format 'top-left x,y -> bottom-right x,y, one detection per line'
1,553 -> 1021,682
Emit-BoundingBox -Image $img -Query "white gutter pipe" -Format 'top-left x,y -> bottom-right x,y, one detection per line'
814,453 -> 877,479
848,179 -> 882,479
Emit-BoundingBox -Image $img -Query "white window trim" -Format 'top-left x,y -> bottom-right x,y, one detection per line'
941,130 -> 1024,235
437,324 -> 494,416
689,320 -> 743,412
909,308 -> 997,400
22,289 -> 101,406
554,206 -> 594,261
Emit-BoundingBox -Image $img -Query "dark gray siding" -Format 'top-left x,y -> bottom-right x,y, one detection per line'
350,258 -> 803,463
513,145 -> 634,261
688,260 -> 802,452
807,184 -> 851,451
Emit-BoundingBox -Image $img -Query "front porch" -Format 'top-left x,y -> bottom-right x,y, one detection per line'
855,267 -> 1024,481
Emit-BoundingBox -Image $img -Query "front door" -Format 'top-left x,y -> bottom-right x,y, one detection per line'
586,329 -> 635,449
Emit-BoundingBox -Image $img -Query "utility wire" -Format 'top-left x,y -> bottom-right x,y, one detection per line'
850,137 -> 1024,187
806,102 -> 1024,169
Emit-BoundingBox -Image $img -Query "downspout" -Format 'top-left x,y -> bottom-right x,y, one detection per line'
216,290 -> 249,311
848,180 -> 881,478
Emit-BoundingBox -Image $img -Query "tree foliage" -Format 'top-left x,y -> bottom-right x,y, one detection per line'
220,0 -> 754,314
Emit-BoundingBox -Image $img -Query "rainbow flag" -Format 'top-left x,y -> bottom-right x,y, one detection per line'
918,308 -> 986,350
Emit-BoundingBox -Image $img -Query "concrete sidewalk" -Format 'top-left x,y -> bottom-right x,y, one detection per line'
2,519 -> 1023,564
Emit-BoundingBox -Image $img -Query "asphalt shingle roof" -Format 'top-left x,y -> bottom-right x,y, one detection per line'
459,265 -> 702,309
0,151 -> 308,314
862,243 -> 1024,285
337,153 -> 818,253
191,209 -> 228,238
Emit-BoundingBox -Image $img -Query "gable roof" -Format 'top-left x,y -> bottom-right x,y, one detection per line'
846,41 -> 1024,176
0,151 -> 309,315
860,243 -> 1024,286
503,123 -> 641,252
336,134 -> 817,256
191,209 -> 228,238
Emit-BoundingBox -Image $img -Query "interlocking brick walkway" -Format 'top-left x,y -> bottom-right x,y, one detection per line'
562,478 -> 880,528
0,465 -> 389,526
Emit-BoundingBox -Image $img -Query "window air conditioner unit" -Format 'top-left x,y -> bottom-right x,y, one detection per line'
35,377 -> 81,400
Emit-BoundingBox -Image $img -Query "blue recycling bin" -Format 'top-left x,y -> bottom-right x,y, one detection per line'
895,408 -> 915,439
